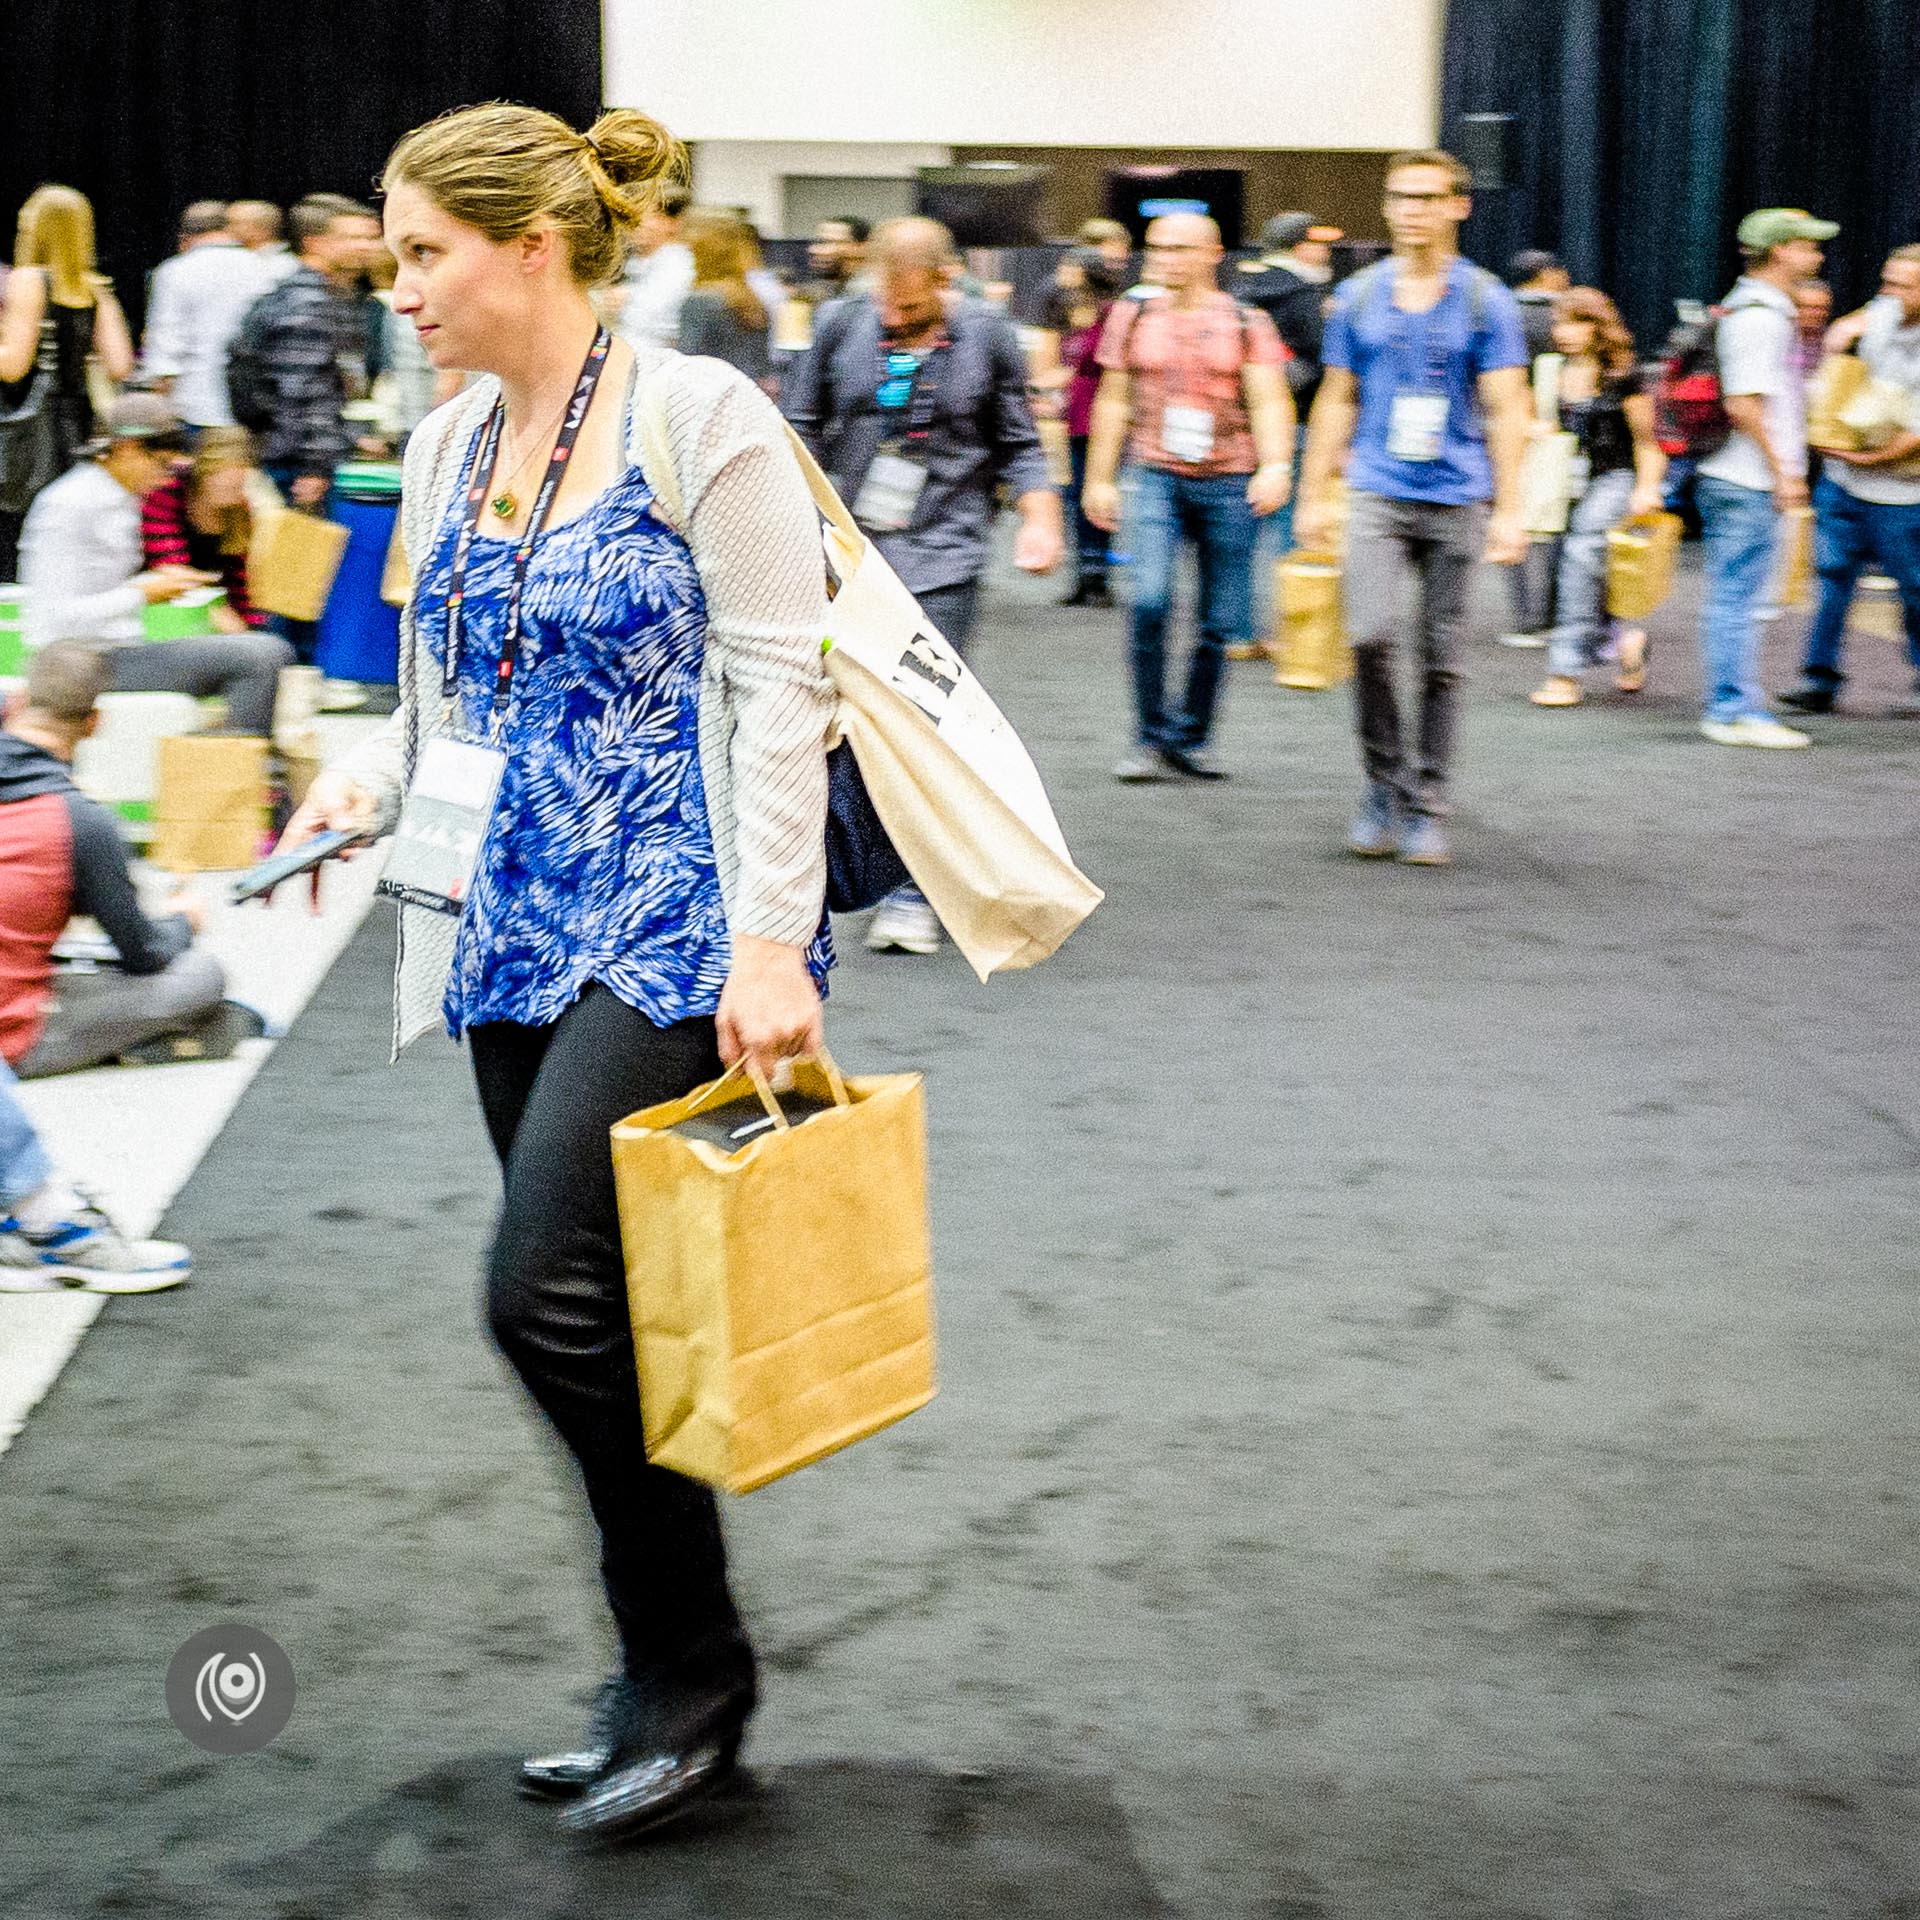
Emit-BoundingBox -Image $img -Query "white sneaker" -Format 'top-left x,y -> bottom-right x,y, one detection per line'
865,890 -> 943,956
1700,716 -> 1811,750
1496,631 -> 1550,650
0,1202 -> 192,1293
318,678 -> 368,713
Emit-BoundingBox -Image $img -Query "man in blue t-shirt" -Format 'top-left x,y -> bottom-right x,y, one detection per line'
1298,150 -> 1531,867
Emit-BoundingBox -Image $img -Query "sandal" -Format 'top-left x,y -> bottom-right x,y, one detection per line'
1529,677 -> 1584,708
1615,628 -> 1650,694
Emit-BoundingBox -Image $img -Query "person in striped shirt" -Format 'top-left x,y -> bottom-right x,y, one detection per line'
138,428 -> 267,631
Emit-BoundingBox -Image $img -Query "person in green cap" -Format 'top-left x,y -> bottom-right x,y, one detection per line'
1693,207 -> 1838,748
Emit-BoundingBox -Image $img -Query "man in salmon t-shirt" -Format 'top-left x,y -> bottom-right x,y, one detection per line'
1083,212 -> 1296,783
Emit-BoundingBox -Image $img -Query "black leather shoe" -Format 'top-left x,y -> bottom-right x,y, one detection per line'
557,1730 -> 743,1844
518,1674 -> 634,1802
1161,744 -> 1229,781
1778,684 -> 1836,714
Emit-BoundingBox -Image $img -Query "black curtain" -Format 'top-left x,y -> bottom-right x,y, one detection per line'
1442,0 -> 1920,349
1,0 -> 603,330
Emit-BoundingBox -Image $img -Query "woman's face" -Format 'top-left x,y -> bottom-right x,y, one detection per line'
1553,315 -> 1598,358
385,181 -> 540,373
196,462 -> 248,511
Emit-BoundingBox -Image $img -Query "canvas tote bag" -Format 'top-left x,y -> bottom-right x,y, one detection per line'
632,370 -> 1103,979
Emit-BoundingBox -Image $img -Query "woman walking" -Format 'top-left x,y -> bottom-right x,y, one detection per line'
0,185 -> 137,574
1528,287 -> 1666,707
1033,247 -> 1125,605
676,207 -> 773,388
279,102 -> 835,1841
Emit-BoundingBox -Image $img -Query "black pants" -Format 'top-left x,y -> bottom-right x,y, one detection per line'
468,986 -> 755,1745
914,577 -> 980,661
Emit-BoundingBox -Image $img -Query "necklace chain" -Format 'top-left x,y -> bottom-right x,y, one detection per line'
489,384 -> 579,518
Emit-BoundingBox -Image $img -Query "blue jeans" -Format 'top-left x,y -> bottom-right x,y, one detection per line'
1545,469 -> 1636,678
0,1056 -> 54,1210
1695,474 -> 1780,722
1800,473 -> 1920,689
1065,437 -> 1112,587
1123,465 -> 1258,751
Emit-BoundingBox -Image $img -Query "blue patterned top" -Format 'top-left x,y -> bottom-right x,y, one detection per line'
416,448 -> 831,1037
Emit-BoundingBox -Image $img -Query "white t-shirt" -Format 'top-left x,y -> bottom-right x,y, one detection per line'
1832,296 -> 1920,507
1697,279 -> 1804,494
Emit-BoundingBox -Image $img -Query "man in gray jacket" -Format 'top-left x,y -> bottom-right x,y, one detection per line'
784,216 -> 1063,955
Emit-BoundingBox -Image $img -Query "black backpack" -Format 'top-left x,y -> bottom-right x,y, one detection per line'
225,285 -> 281,432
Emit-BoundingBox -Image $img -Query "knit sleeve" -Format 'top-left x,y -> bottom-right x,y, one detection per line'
140,478 -> 194,569
661,356 -> 833,946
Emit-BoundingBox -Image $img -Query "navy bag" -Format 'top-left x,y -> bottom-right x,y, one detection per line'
824,739 -> 909,912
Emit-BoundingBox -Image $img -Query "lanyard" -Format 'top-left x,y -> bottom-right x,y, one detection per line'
440,326 -> 612,716
874,329 -> 950,447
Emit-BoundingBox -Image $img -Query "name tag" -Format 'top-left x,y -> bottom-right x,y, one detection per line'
1160,404 -> 1216,464
377,736 -> 507,918
854,451 -> 930,533
1387,392 -> 1449,464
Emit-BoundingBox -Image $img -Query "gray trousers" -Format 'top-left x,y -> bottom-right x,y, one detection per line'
1342,491 -> 1488,818
104,633 -> 296,736
1544,469 -> 1636,678
16,949 -> 227,1079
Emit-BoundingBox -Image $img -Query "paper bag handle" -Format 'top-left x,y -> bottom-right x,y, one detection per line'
680,1048 -> 854,1132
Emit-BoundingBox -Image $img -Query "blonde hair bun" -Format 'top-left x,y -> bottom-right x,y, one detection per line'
384,101 -> 688,288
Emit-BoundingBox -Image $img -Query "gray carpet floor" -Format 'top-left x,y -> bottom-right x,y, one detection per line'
3,548 -> 1918,1919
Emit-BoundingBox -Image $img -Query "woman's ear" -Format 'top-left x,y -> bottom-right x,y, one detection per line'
519,219 -> 559,277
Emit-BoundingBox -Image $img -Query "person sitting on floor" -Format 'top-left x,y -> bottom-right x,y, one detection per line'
0,1050 -> 191,1291
18,393 -> 293,735
139,426 -> 271,631
0,643 -> 228,1080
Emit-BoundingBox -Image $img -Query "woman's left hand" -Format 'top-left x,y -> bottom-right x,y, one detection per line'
716,934 -> 824,1077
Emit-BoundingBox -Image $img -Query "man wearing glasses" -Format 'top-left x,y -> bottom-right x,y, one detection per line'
1083,212 -> 1295,782
1298,150 -> 1531,867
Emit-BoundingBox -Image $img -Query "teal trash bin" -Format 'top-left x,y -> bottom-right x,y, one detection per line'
315,463 -> 403,684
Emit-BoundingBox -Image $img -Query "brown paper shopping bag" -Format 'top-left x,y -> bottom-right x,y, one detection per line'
1270,550 -> 1352,689
1773,504 -> 1817,611
151,734 -> 269,871
612,1054 -> 935,1495
249,506 -> 351,623
1605,512 -> 1685,621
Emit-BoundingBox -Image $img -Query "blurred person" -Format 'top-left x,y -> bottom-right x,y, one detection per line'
613,180 -> 693,348
226,199 -> 297,280
1076,217 -> 1134,279
736,220 -> 789,337
803,215 -> 869,307
234,193 -> 385,510
1781,246 -> 1920,717
140,199 -> 282,430
1497,249 -> 1573,645
677,208 -> 771,386
1526,289 -> 1666,707
1691,208 -> 1835,749
785,213 -> 1062,954
281,99 -> 840,1842
1297,150 -> 1531,866
1793,279 -> 1833,379
1033,247 -> 1126,605
0,185 -> 138,575
0,642 -> 226,1082
1236,212 -> 1343,604
1083,211 -> 1295,783
139,425 -> 269,629
1507,249 -> 1570,359
19,393 -> 292,732
0,1052 -> 192,1290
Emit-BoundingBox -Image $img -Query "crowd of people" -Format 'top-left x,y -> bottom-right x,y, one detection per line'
2,91 -> 1915,1853
2,143 -> 1915,1287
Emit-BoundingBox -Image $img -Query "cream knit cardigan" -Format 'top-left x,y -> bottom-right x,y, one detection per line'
331,344 -> 835,1055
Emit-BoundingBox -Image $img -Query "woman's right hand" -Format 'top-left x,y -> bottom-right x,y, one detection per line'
279,770 -> 378,858
138,565 -> 218,604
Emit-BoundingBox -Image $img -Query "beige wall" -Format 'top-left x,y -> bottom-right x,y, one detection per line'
607,0 -> 1444,150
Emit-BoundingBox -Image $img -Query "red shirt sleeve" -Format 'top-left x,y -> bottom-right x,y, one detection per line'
140,476 -> 194,569
1244,307 -> 1288,366
1095,300 -> 1144,372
